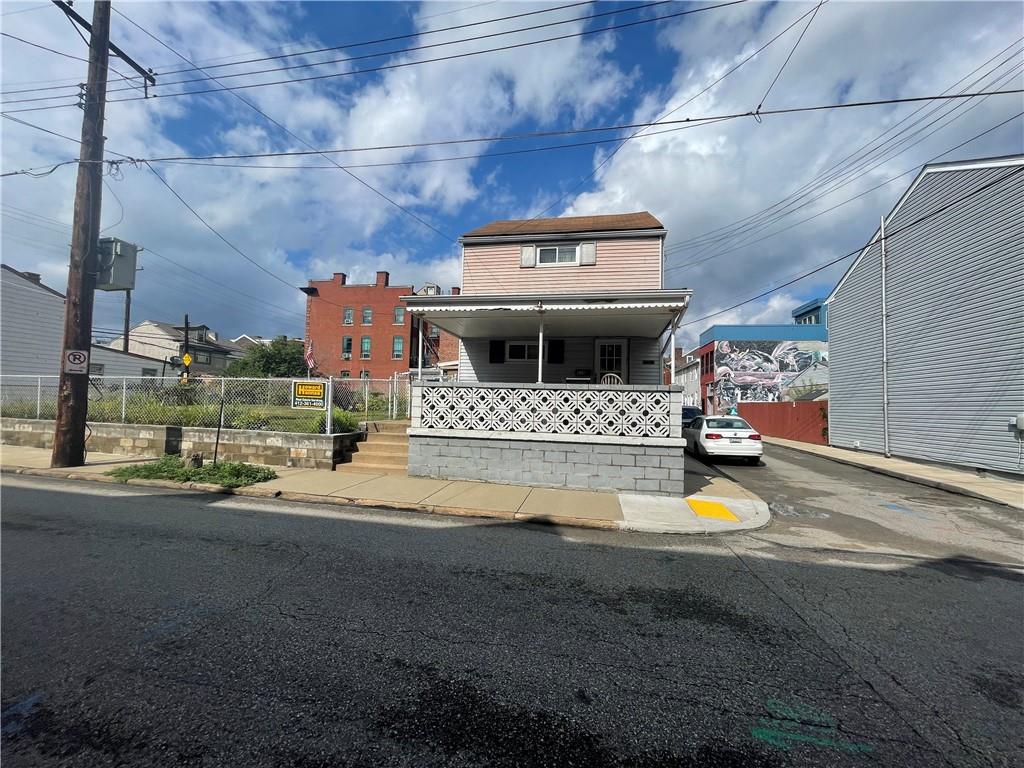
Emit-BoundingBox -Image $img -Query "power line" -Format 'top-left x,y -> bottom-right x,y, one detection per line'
678,164 -> 1024,329
0,3 -> 49,17
113,7 -> 455,243
1,31 -> 88,61
1,1 -> 749,112
755,0 -> 823,114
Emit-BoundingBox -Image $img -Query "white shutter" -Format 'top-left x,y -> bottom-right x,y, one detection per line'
580,241 -> 596,265
520,245 -> 536,268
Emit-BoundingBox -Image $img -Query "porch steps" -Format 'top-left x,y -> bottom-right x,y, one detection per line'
346,420 -> 410,474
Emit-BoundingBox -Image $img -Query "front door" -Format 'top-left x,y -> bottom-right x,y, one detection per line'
595,338 -> 627,383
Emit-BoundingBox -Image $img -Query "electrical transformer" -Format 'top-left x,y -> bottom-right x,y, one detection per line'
96,237 -> 138,291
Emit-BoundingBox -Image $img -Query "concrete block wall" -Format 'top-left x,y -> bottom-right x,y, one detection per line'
1,418 -> 361,470
408,434 -> 685,495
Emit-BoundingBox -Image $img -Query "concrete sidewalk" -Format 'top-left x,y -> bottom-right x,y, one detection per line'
764,437 -> 1023,511
0,444 -> 768,535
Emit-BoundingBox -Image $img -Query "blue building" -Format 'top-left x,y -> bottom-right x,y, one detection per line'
791,297 -> 827,326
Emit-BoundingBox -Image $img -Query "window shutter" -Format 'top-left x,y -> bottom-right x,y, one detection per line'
548,339 -> 565,365
520,245 -> 536,268
580,241 -> 596,265
489,340 -> 505,364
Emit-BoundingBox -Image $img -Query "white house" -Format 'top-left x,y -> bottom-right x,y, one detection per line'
106,321 -> 244,373
1,264 -> 165,377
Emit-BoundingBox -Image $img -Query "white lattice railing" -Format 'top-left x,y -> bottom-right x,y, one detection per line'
416,384 -> 678,438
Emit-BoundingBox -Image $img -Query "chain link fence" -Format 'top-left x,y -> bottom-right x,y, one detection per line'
1,375 -> 412,434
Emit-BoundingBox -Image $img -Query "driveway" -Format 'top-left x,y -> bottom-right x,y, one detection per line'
2,472 -> 1021,766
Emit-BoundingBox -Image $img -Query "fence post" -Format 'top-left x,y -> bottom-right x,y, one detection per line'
120,378 -> 127,423
36,377 -> 42,419
220,378 -> 226,428
325,376 -> 333,434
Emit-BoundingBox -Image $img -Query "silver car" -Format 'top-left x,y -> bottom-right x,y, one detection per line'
683,416 -> 763,465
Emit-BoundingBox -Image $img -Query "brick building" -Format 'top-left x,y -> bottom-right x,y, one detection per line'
303,271 -> 458,379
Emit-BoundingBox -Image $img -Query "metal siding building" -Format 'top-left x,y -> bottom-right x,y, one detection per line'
827,156 -> 1024,474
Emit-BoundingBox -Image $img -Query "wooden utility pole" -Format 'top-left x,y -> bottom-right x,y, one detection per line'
122,289 -> 131,352
50,0 -> 112,468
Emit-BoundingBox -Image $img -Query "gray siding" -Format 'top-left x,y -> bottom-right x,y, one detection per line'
828,161 -> 1024,473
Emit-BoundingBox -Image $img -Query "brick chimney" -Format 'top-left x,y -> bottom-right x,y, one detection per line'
333,272 -> 347,285
22,272 -> 42,284
451,287 -> 461,295
376,271 -> 390,287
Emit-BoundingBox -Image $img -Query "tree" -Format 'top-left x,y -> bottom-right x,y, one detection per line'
225,337 -> 308,378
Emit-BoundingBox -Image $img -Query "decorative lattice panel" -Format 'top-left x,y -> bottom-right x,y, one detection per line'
419,386 -> 672,438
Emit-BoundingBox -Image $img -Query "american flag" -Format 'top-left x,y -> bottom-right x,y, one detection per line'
304,340 -> 316,371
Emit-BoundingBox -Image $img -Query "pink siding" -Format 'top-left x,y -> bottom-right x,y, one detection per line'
461,237 -> 662,295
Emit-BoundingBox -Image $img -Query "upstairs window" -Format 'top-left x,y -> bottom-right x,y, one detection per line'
360,336 -> 371,359
361,307 -> 373,325
343,307 -> 354,325
393,306 -> 405,324
537,244 -> 578,266
342,336 -> 353,358
392,336 -> 404,359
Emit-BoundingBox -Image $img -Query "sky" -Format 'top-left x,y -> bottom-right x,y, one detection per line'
1,0 -> 1022,350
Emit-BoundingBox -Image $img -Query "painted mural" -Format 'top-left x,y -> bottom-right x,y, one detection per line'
712,340 -> 828,413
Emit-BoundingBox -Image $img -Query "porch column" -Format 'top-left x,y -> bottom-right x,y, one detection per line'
417,317 -> 424,380
670,325 -> 676,382
537,315 -> 544,383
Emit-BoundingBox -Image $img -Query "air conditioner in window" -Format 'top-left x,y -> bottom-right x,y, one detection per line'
342,353 -> 352,360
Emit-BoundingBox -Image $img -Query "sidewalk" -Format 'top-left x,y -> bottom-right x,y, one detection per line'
764,437 -> 1023,511
0,444 -> 768,535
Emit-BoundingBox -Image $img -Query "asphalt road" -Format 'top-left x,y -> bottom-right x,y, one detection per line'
2,469 -> 1022,767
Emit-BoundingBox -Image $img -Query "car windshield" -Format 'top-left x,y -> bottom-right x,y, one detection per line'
705,418 -> 752,430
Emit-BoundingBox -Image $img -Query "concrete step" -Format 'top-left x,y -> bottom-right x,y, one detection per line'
341,462 -> 408,475
367,421 -> 411,434
354,443 -> 409,458
362,432 -> 409,446
349,452 -> 408,468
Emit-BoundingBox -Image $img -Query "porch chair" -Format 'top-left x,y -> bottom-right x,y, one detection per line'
599,373 -> 624,385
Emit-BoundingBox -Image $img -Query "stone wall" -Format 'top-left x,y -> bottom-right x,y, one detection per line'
408,433 -> 685,495
1,418 -> 361,470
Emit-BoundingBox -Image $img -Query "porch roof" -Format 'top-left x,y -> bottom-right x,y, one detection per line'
402,290 -> 691,339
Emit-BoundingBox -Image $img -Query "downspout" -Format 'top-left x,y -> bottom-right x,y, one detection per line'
536,302 -> 545,384
880,215 -> 890,457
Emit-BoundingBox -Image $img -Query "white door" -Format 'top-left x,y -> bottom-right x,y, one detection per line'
595,338 -> 627,383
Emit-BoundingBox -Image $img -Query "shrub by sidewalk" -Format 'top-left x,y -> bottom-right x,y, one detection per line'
106,455 -> 277,488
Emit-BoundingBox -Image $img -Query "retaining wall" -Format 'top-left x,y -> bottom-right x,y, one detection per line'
408,431 -> 686,495
0,418 -> 361,470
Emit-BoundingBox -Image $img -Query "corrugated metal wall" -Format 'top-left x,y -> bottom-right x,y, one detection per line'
829,161 -> 1024,473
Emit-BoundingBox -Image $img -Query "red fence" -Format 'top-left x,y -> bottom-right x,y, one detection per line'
738,401 -> 829,445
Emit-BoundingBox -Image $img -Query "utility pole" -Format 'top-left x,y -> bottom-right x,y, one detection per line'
182,314 -> 191,382
122,289 -> 131,353
50,0 -> 112,468
50,0 -> 156,468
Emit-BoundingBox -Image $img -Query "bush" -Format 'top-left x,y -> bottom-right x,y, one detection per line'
106,455 -> 277,488
315,407 -> 362,434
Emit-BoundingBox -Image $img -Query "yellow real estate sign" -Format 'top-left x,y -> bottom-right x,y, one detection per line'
291,380 -> 327,410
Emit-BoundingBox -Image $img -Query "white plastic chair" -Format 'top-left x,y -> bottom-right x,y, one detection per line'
600,373 -> 623,385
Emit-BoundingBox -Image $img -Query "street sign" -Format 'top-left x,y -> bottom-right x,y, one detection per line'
181,352 -> 193,368
64,349 -> 89,374
291,380 -> 327,410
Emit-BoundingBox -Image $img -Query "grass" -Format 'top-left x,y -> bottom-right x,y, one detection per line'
106,455 -> 277,488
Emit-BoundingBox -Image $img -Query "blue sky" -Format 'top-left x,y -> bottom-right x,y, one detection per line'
2,1 -> 1022,348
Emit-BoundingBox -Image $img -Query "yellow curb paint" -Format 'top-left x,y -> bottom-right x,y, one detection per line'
687,498 -> 739,522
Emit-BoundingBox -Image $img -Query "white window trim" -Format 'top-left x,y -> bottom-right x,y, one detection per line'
536,243 -> 579,267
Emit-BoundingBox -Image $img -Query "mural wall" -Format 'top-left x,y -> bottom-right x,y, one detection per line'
712,340 -> 828,413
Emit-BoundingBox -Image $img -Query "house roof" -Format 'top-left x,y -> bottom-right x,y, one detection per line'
463,211 -> 663,238
1,264 -> 67,299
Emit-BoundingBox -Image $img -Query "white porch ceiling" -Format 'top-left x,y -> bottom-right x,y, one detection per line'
412,304 -> 687,339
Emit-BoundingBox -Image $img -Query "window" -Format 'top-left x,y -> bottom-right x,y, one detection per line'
359,370 -> 370,379
361,307 -> 373,325
141,368 -> 158,377
341,336 -> 353,359
343,307 -> 354,325
340,371 -> 351,378
360,336 -> 371,359
393,306 -> 405,324
507,341 -> 540,361
537,244 -> 578,266
428,324 -> 439,338
392,336 -> 404,359
195,351 -> 211,364
89,363 -> 105,376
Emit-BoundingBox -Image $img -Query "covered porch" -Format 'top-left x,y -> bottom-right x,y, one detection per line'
405,290 -> 692,385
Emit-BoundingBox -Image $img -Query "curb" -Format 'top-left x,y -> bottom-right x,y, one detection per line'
765,439 -> 1023,511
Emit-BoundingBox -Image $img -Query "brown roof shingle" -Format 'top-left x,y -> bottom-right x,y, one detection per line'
463,211 -> 663,238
